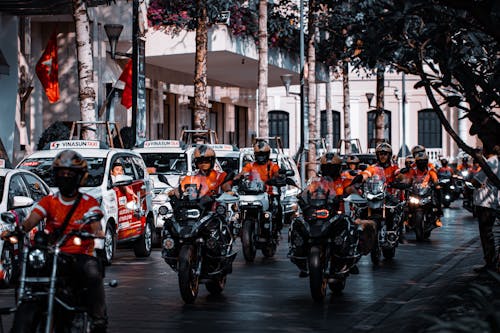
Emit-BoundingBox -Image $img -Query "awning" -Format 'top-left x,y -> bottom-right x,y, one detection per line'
0,0 -> 72,15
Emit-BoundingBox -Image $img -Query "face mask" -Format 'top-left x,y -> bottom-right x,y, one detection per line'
416,161 -> 427,171
321,164 -> 341,178
255,153 -> 269,165
55,175 -> 80,197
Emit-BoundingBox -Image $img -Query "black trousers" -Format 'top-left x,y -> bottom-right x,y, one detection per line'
476,206 -> 498,267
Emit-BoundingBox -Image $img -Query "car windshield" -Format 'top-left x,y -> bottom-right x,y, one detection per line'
140,153 -> 187,174
19,157 -> 106,187
217,157 -> 239,173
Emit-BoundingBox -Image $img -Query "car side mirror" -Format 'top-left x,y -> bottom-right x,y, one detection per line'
12,196 -> 34,209
112,174 -> 133,187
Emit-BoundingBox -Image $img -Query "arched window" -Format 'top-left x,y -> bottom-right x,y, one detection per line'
367,110 -> 391,148
320,110 -> 341,148
268,111 -> 289,148
418,109 -> 442,148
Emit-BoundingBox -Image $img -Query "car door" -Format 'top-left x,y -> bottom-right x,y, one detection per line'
111,155 -> 144,241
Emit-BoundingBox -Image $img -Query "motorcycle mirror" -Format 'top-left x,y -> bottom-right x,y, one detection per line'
1,212 -> 17,225
158,174 -> 174,188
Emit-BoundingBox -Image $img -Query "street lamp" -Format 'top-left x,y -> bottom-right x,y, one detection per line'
104,24 -> 124,59
365,92 -> 374,108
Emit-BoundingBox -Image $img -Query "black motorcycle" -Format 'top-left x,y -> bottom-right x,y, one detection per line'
288,179 -> 375,302
7,210 -> 112,333
161,177 -> 238,304
406,182 -> 439,241
437,173 -> 461,208
458,169 -> 476,216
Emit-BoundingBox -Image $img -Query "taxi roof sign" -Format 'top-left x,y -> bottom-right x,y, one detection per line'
143,140 -> 181,148
49,140 -> 100,150
208,144 -> 236,151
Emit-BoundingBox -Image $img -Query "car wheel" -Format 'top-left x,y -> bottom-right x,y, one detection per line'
134,220 -> 153,257
104,223 -> 116,266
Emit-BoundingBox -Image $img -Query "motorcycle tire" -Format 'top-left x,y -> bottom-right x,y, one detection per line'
328,277 -> 346,295
414,211 -> 425,242
104,223 -> 116,266
11,301 -> 45,332
442,201 -> 451,208
261,243 -> 277,258
178,245 -> 199,304
134,220 -> 153,258
0,243 -> 15,288
241,220 -> 256,262
370,238 -> 381,265
308,246 -> 326,303
205,275 -> 227,295
382,247 -> 396,259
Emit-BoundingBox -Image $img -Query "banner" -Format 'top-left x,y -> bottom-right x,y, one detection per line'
35,32 -> 59,103
118,59 -> 133,109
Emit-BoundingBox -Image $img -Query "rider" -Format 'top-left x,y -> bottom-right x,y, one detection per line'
406,152 -> 443,226
174,144 -> 232,198
437,157 -> 454,178
342,155 -> 361,180
362,142 -> 401,188
235,140 -> 285,230
19,150 -> 107,332
457,155 -> 471,174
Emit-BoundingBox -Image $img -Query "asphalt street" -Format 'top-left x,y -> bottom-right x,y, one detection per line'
0,200 -> 484,332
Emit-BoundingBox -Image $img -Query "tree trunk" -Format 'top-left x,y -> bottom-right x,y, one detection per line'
306,1 -> 317,180
72,0 -> 96,139
258,0 -> 268,138
193,0 -> 209,130
375,69 -> 385,147
342,61 -> 351,153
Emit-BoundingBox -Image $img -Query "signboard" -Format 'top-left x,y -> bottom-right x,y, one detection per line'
143,140 -> 180,148
49,140 -> 100,150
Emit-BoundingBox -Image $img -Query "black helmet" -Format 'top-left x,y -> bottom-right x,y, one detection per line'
52,150 -> 88,196
411,145 -> 426,157
415,152 -> 428,170
320,152 -> 342,178
193,144 -> 216,169
254,140 -> 271,165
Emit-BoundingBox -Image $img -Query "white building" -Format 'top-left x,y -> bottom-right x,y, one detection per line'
0,0 -> 479,167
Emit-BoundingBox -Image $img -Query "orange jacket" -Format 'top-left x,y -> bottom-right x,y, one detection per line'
407,167 -> 438,187
179,169 -> 228,197
241,161 -> 280,194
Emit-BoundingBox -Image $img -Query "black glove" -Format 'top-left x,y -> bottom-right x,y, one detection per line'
351,174 -> 363,185
349,170 -> 358,176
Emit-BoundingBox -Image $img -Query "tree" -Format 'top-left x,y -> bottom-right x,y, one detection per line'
72,0 -> 97,139
193,0 -> 209,130
342,61 -> 351,152
318,0 -> 500,185
37,121 -> 70,150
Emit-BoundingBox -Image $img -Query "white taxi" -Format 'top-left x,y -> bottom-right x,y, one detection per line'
133,140 -> 188,244
17,140 -> 154,265
207,144 -> 240,175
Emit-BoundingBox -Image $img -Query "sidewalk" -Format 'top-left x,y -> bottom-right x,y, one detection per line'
353,237 -> 500,332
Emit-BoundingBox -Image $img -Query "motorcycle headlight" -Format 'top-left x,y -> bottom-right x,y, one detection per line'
28,249 -> 46,269
409,196 -> 420,205
215,205 -> 226,215
158,206 -> 169,216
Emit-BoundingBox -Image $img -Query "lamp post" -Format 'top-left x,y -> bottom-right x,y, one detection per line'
281,0 -> 307,187
104,0 -> 145,147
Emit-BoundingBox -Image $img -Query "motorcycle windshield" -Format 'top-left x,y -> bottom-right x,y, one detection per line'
364,168 -> 386,196
411,182 -> 431,196
239,171 -> 266,194
301,178 -> 333,207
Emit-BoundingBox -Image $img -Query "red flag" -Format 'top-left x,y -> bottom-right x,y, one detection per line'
118,59 -> 133,109
36,32 -> 59,103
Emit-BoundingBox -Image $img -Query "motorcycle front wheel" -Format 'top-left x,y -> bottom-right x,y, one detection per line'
205,275 -> 227,295
382,247 -> 396,259
0,243 -> 15,288
241,220 -> 256,262
308,246 -> 326,302
370,238 -> 381,265
261,243 -> 277,258
178,245 -> 199,304
414,211 -> 425,242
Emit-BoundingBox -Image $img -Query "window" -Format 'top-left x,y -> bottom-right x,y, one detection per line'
268,111 -> 289,148
8,175 -> 29,209
367,110 -> 391,148
320,110 -> 341,147
22,173 -> 49,202
418,109 -> 442,148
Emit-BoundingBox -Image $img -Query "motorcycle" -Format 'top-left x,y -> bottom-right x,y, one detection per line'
161,176 -> 238,304
7,210 -> 114,333
406,182 -> 439,241
459,170 -> 476,216
236,171 -> 290,262
437,175 -> 458,208
356,169 -> 405,264
288,178 -> 375,302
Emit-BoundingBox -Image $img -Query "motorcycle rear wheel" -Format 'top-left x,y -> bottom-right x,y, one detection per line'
178,245 -> 199,304
308,246 -> 326,302
370,239 -> 381,265
205,275 -> 227,295
241,220 -> 256,262
0,243 -> 15,288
